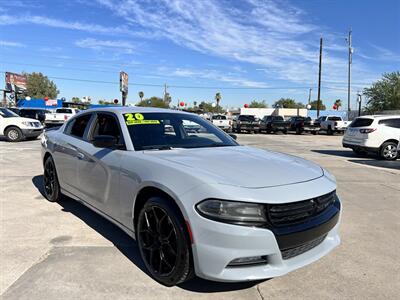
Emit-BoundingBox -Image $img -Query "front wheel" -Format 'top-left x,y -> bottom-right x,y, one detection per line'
137,197 -> 193,286
43,156 -> 61,202
5,126 -> 23,142
380,142 -> 398,160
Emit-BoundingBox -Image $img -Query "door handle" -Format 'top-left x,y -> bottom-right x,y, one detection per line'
76,152 -> 85,160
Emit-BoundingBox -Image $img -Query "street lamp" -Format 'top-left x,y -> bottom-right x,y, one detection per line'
357,93 -> 362,117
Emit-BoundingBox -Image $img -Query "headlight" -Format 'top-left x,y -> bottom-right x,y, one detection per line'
196,199 -> 266,226
22,121 -> 35,127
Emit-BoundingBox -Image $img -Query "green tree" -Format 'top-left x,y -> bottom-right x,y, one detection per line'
198,101 -> 225,113
98,99 -> 114,105
273,98 -> 305,108
71,97 -> 80,103
138,91 -> 144,102
309,100 -> 326,110
363,71 -> 400,112
334,99 -> 342,110
136,96 -> 170,108
22,72 -> 59,99
215,92 -> 222,113
249,100 -> 268,108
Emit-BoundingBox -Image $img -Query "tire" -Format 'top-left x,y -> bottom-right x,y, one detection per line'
5,126 -> 23,142
283,130 -> 287,134
380,142 -> 398,161
312,131 -> 317,135
43,156 -> 62,202
327,126 -> 333,135
137,197 -> 193,286
295,128 -> 301,135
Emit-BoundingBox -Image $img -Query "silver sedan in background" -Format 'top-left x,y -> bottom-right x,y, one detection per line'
41,107 -> 341,286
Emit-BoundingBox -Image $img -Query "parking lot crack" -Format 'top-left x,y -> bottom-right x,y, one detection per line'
256,284 -> 265,300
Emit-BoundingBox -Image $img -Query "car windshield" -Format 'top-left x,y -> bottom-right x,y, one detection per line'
212,115 -> 227,120
123,112 -> 238,151
0,108 -> 19,118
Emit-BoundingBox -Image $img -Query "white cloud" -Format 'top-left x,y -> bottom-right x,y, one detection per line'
94,0 -> 369,86
0,40 -> 25,47
163,67 -> 268,88
76,38 -> 135,53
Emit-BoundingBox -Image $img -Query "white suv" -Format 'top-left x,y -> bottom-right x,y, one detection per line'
343,115 -> 400,160
0,107 -> 44,142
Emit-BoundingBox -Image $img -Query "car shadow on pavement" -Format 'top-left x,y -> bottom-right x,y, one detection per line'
32,175 -> 266,292
348,159 -> 400,170
311,149 -> 364,158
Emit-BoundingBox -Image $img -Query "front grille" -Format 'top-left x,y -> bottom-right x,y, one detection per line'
267,191 -> 336,227
281,234 -> 326,260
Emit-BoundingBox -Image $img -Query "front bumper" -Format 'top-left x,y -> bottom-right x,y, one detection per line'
190,205 -> 340,282
21,128 -> 44,137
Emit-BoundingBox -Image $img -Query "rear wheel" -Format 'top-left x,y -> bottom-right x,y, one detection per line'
137,197 -> 193,286
327,126 -> 333,135
380,142 -> 398,160
5,126 -> 22,142
43,156 -> 61,202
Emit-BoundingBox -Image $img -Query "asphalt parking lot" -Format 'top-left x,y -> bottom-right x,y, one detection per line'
1,134 -> 399,300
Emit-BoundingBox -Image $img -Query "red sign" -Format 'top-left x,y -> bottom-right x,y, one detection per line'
5,72 -> 27,93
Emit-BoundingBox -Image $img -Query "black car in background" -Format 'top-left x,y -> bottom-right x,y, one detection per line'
9,108 -> 50,124
288,116 -> 320,135
259,115 -> 290,134
232,115 -> 260,133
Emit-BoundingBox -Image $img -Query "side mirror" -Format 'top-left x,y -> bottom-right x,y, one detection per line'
229,133 -> 237,140
92,135 -> 117,148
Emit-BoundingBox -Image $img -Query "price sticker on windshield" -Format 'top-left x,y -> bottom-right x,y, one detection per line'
124,113 -> 160,125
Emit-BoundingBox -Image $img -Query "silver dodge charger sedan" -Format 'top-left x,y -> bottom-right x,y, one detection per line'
41,107 -> 341,286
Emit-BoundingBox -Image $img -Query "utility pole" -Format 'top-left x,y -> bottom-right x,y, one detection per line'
317,37 -> 323,117
308,88 -> 312,104
346,28 -> 353,112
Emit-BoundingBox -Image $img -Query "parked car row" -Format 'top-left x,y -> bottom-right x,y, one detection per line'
9,107 -> 79,126
230,114 -> 347,135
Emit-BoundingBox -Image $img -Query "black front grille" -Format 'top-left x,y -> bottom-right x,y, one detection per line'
267,191 -> 336,227
281,234 -> 327,259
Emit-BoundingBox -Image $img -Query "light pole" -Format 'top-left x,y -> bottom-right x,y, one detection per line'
346,28 -> 353,112
308,88 -> 312,105
357,93 -> 362,117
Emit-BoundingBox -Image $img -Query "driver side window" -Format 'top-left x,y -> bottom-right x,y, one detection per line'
91,113 -> 125,147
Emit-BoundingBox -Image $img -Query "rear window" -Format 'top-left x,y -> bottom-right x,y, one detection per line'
56,108 -> 73,114
350,118 -> 374,127
327,116 -> 341,121
274,116 -> 284,121
239,115 -> 255,121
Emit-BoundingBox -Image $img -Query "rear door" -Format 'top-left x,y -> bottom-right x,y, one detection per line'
75,112 -> 125,219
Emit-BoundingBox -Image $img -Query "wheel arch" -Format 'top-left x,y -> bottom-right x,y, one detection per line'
43,151 -> 52,165
132,185 -> 188,233
380,139 -> 399,147
4,125 -> 21,135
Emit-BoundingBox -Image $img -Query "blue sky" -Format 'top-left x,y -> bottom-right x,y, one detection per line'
0,0 -> 399,109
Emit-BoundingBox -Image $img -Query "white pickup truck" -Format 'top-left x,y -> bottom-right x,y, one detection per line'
45,108 -> 79,126
211,114 -> 231,132
318,115 -> 351,135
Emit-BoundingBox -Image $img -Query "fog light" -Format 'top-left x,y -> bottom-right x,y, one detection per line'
227,255 -> 268,267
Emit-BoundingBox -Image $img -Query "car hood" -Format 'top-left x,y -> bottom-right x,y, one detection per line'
146,146 -> 323,188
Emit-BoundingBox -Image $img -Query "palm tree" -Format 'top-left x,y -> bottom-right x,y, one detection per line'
215,92 -> 221,113
138,91 -> 144,102
334,99 -> 342,110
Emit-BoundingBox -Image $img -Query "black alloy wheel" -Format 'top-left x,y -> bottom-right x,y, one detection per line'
137,197 -> 193,286
43,156 -> 61,202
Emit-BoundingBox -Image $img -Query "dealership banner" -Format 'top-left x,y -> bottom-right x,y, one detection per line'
5,72 -> 27,93
120,71 -> 128,94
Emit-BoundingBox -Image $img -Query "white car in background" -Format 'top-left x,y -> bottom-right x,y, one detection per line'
0,107 -> 44,141
318,115 -> 351,135
211,114 -> 232,132
45,108 -> 79,126
343,115 -> 400,160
